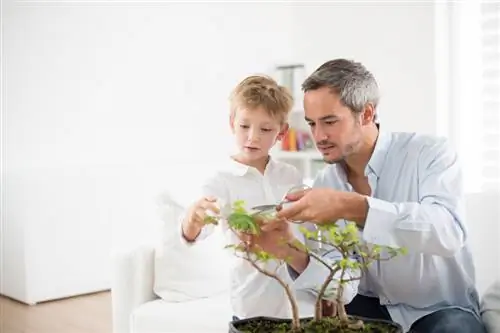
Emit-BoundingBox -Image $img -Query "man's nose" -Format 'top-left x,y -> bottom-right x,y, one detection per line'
313,125 -> 328,141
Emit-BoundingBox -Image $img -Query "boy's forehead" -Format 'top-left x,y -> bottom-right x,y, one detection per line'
234,107 -> 283,123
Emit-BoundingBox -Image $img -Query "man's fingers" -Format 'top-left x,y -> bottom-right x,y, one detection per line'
276,199 -> 307,221
284,188 -> 309,202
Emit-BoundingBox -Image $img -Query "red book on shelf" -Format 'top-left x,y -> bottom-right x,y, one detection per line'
281,130 -> 290,151
288,128 -> 297,151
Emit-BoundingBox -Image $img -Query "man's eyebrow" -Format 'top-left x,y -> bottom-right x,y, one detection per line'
304,115 -> 338,122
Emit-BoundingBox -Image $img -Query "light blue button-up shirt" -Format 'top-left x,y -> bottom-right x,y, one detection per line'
309,130 -> 481,332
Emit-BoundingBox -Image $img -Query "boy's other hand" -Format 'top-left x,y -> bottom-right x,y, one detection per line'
181,196 -> 220,242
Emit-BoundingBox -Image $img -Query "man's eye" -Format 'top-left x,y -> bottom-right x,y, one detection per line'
325,121 -> 336,125
307,123 -> 315,127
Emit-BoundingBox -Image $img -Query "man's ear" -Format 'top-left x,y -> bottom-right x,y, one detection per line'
361,103 -> 376,125
277,123 -> 289,141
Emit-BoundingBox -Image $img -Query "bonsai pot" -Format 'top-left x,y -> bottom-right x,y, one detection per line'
229,315 -> 404,333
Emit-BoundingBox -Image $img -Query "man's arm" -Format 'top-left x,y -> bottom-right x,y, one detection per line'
341,139 -> 466,257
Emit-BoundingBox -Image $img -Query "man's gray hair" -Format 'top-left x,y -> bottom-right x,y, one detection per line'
302,59 -> 380,121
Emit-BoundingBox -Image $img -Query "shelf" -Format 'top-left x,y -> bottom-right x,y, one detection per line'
271,150 -> 323,160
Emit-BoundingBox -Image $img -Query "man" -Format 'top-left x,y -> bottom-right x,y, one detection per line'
276,59 -> 486,333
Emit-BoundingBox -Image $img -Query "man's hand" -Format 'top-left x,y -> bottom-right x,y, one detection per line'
276,188 -> 369,227
181,196 -> 220,242
239,218 -> 309,273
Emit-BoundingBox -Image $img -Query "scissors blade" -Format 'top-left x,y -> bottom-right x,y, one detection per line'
251,204 -> 278,212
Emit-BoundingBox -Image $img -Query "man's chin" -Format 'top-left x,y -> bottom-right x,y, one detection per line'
322,154 -> 343,165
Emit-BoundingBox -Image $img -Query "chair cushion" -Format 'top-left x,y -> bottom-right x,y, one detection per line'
152,191 -> 231,302
130,293 -> 232,333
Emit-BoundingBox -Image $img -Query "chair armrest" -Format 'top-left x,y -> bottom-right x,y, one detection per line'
111,244 -> 158,333
481,280 -> 500,333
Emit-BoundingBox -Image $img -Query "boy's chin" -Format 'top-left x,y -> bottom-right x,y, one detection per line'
239,149 -> 268,159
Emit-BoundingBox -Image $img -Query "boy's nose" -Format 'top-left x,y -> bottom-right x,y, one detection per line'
248,129 -> 260,142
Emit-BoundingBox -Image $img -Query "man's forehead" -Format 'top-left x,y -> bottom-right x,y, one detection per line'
304,114 -> 340,122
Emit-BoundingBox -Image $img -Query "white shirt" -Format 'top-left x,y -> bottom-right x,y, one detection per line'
179,157 -> 357,319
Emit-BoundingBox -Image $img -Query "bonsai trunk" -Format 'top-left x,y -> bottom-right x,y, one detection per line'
282,281 -> 301,331
314,269 -> 337,320
244,252 -> 301,331
337,270 -> 349,323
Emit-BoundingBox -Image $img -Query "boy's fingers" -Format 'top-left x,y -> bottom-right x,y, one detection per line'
261,220 -> 286,232
201,201 -> 220,214
239,233 -> 254,245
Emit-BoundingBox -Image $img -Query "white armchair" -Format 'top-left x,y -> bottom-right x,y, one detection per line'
111,244 -> 157,333
111,243 -> 232,333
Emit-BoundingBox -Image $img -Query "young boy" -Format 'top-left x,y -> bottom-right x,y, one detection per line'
180,75 -> 313,320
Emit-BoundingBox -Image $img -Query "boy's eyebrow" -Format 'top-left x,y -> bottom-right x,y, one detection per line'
304,115 -> 338,122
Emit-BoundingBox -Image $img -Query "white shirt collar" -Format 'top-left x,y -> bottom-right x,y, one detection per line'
224,156 -> 277,177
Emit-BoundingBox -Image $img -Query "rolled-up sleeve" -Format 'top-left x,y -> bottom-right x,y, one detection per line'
363,139 -> 466,257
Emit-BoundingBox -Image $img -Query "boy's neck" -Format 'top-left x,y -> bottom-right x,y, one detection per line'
232,154 -> 270,175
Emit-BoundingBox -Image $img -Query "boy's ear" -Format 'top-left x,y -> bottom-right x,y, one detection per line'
277,123 -> 289,141
229,114 -> 235,133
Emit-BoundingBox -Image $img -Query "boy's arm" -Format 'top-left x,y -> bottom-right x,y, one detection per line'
179,175 -> 229,245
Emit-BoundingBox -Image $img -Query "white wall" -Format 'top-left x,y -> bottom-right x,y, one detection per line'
290,2 -> 437,135
288,1 -> 499,296
2,1 -> 498,304
1,1 -> 294,304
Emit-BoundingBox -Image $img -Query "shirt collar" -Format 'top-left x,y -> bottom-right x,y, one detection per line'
366,130 -> 391,178
225,156 -> 276,177
334,129 -> 392,180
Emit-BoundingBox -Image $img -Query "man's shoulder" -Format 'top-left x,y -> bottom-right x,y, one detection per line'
388,131 -> 452,156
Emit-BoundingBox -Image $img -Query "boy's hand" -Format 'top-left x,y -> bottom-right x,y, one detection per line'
181,196 -> 220,242
239,218 -> 307,270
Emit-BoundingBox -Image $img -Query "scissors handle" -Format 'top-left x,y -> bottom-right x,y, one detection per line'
282,184 -> 311,202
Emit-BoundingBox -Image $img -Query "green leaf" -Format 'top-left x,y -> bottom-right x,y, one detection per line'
227,212 -> 260,235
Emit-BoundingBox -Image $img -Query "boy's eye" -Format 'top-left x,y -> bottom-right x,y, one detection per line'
239,124 -> 249,129
261,128 -> 272,132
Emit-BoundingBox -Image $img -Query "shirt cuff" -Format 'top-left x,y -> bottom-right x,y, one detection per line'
362,196 -> 399,247
178,217 -> 212,247
287,256 -> 330,292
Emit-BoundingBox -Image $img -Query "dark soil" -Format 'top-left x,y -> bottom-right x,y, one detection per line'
231,316 -> 401,333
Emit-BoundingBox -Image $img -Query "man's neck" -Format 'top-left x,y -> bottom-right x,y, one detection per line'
344,126 -> 379,178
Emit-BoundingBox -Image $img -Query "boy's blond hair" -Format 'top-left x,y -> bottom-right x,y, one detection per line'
229,75 -> 294,123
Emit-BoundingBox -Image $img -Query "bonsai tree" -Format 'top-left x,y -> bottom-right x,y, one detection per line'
205,200 -> 407,333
